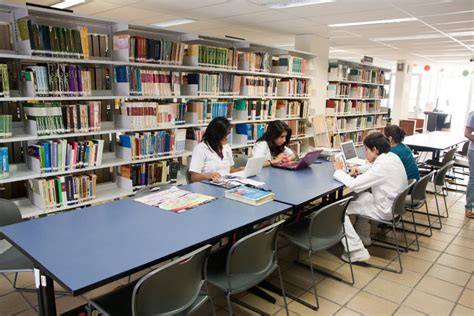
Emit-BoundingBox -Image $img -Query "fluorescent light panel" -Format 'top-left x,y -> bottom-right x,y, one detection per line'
264,0 -> 334,9
151,19 -> 196,27
371,31 -> 474,41
51,0 -> 85,9
329,17 -> 417,27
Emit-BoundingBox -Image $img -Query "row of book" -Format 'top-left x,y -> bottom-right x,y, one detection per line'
326,100 -> 382,115
118,160 -> 180,188
235,123 -> 266,142
118,131 -> 184,160
240,52 -> 271,73
275,100 -> 309,119
328,64 -> 386,85
273,56 -> 306,75
22,64 -> 111,97
288,120 -> 306,137
336,115 -> 384,131
123,67 -> 180,96
348,85 -> 385,99
23,102 -> 101,135
0,147 -> 8,179
0,115 -> 12,138
27,139 -> 104,173
0,64 -> 10,97
333,129 -> 380,147
187,45 -> 239,70
116,102 -> 186,129
28,174 -> 97,209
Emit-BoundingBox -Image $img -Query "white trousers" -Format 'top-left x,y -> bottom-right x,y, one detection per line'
341,192 -> 387,252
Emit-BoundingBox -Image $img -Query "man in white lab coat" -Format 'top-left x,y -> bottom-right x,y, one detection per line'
333,132 -> 408,262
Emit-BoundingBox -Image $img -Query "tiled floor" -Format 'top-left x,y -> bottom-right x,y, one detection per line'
1,190 -> 473,315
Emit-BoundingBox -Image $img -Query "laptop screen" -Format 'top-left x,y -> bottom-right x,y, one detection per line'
341,142 -> 358,160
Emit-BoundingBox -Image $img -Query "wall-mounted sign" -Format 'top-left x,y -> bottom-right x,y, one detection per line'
361,56 -> 373,64
397,63 -> 405,72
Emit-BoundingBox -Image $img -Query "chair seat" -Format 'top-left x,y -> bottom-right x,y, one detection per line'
454,159 -> 469,168
359,214 -> 400,226
0,246 -> 33,272
422,159 -> 442,167
206,249 -> 276,294
404,196 -> 425,210
279,218 -> 343,252
426,182 -> 444,194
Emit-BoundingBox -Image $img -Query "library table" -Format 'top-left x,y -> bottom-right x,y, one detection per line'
404,131 -> 466,161
0,183 -> 291,316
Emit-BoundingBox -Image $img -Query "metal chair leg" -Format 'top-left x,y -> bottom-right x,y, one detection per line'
411,212 -> 420,251
393,221 -> 403,273
226,292 -> 233,316
307,250 -> 319,311
442,188 -> 449,218
277,265 -> 289,316
343,235 -> 355,285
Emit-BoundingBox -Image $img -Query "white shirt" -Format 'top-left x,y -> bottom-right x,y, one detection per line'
333,152 -> 408,219
252,141 -> 293,161
189,142 -> 234,175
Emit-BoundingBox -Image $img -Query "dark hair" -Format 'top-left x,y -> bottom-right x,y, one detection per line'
363,132 -> 390,154
257,120 -> 292,157
384,125 -> 406,144
202,117 -> 230,158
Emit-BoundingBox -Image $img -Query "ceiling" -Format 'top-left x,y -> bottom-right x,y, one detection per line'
3,0 -> 474,67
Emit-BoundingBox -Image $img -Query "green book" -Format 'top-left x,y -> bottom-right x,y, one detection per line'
234,99 -> 247,111
16,20 -> 29,41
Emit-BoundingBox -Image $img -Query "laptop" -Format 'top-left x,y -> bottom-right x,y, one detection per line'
272,149 -> 323,171
232,156 -> 266,178
340,141 -> 366,166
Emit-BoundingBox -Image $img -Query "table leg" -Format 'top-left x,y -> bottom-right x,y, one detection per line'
35,269 -> 57,316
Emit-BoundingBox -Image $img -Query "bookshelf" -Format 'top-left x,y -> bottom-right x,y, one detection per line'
0,3 -> 316,218
325,59 -> 391,147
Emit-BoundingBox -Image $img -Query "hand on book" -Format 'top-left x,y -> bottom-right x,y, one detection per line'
349,166 -> 360,177
333,158 -> 344,171
209,172 -> 222,182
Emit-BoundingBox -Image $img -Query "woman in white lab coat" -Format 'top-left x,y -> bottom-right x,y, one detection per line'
333,132 -> 408,262
189,117 -> 242,183
252,120 -> 296,167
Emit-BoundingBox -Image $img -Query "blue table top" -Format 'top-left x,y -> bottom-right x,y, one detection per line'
0,182 -> 290,295
254,160 -> 344,207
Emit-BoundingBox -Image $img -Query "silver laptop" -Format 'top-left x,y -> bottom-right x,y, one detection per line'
340,141 -> 366,166
232,156 -> 266,178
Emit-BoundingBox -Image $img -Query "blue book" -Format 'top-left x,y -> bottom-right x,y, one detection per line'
42,142 -> 51,171
119,134 -> 133,148
224,186 -> 274,206
115,66 -> 128,83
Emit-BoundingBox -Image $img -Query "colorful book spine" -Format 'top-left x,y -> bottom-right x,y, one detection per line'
0,115 -> 12,138
0,147 -> 8,179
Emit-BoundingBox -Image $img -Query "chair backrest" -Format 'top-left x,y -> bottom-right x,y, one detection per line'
132,244 -> 211,316
434,160 -> 455,187
185,167 -> 192,184
233,154 -> 249,168
226,220 -> 285,279
0,199 -> 22,237
392,179 -> 416,217
461,141 -> 469,156
410,171 -> 434,203
441,147 -> 457,166
308,197 -> 353,249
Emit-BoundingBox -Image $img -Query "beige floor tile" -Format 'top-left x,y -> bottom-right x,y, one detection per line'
281,266 -> 323,292
445,244 -> 474,260
238,292 -> 283,315
427,264 -> 471,287
82,281 -> 127,300
458,289 -> 474,309
20,292 -> 37,309
398,254 -> 433,274
302,254 -> 344,272
452,236 -> 474,249
365,277 -> 411,304
0,292 -> 32,315
430,230 -> 456,243
393,306 -> 426,316
0,275 -> 15,297
436,253 -> 474,273
334,307 -> 362,316
451,304 -> 474,316
315,278 -> 359,305
334,262 -> 379,289
13,308 -> 39,316
403,289 -> 455,316
415,275 -> 464,302
379,268 -> 424,288
288,294 -> 341,315
458,229 -> 474,240
56,295 -> 87,315
406,246 -> 441,262
218,303 -> 259,316
274,307 -> 298,316
6,272 -> 35,290
346,291 -> 398,316
467,277 -> 474,290
417,236 -> 449,252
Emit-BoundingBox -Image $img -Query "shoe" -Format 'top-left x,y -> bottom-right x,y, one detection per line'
360,236 -> 372,247
466,209 -> 474,219
341,248 -> 370,263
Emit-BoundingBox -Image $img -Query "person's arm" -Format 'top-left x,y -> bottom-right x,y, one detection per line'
280,146 -> 296,162
334,160 -> 383,193
230,165 -> 244,173
191,171 -> 221,183
189,144 -> 221,183
464,126 -> 474,142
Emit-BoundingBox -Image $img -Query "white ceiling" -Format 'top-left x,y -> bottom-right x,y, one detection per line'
4,0 -> 474,67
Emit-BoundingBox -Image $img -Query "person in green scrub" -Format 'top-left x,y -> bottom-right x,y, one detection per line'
384,125 -> 420,181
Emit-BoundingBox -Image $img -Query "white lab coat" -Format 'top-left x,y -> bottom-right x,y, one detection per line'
334,152 -> 408,252
252,141 -> 293,161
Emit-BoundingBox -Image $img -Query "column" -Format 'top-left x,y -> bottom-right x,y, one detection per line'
391,60 -> 413,125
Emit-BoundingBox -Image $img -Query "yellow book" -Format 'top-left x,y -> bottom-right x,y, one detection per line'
80,26 -> 89,60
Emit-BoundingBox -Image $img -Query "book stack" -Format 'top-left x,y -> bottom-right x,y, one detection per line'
24,102 -> 101,135
238,52 -> 271,72
118,131 -> 176,160
349,85 -> 367,99
28,174 -> 97,209
87,33 -> 109,58
185,100 -> 208,123
245,100 -> 273,120
27,139 -> 104,173
253,123 -> 266,140
17,20 -> 90,59
328,64 -> 348,81
274,55 -> 306,75
369,86 -> 384,98
186,44 -> 238,69
327,83 -> 348,98
371,70 -> 385,84
0,64 -> 9,97
175,129 -> 186,153
349,69 -> 370,82
0,115 -> 12,138
127,67 -> 180,96
235,123 -> 253,142
118,160 -> 179,188
122,36 -> 185,65
275,100 -> 309,118
0,147 -> 8,179
240,76 -> 278,97
0,23 -> 12,50
224,186 -> 274,206
277,78 -> 308,97
117,102 -> 156,129
288,141 -> 301,156
157,102 -> 186,126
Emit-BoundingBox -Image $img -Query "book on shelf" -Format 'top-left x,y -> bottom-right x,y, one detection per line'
117,159 -> 180,188
0,115 -> 12,138
240,76 -> 277,97
328,64 -> 348,81
28,174 -> 97,210
185,44 -> 238,69
120,35 -> 185,65
242,100 -> 274,121
0,64 -> 10,97
23,101 -> 101,135
0,22 -> 13,51
326,83 -> 348,98
134,186 -> 216,213
272,55 -> 306,75
238,51 -> 271,72
275,100 -> 308,118
126,67 -> 180,96
88,33 -> 109,58
277,78 -> 308,97
118,131 -> 177,160
27,139 -> 104,173
0,147 -> 8,179
288,120 -> 305,137
224,185 -> 274,206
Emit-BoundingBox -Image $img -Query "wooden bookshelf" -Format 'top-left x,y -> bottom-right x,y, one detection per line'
0,3 -> 316,217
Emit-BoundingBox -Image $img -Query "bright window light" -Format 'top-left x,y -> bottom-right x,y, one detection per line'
151,19 -> 196,27
51,0 -> 85,9
255,0 -> 335,9
329,17 -> 417,27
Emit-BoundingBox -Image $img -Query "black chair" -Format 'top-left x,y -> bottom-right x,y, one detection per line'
420,147 -> 456,171
426,161 -> 455,221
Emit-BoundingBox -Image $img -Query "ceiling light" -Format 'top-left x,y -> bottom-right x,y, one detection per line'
151,19 -> 196,27
329,17 -> 417,27
252,0 -> 335,9
371,31 -> 474,42
51,0 -> 85,9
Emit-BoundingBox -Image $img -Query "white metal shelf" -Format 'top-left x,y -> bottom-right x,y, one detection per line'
334,125 -> 386,134
327,79 -> 385,87
326,112 -> 388,118
326,97 -> 387,101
